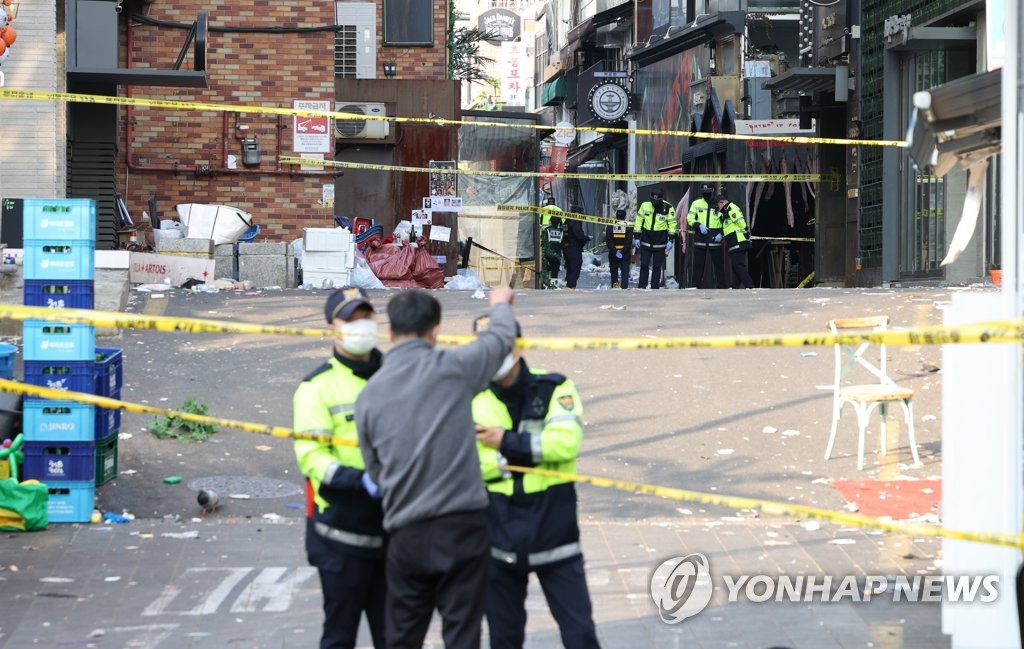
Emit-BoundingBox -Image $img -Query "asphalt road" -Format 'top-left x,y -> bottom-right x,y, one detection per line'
1,280 -> 969,648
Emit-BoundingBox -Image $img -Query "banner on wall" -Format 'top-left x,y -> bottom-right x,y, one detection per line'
500,42 -> 534,106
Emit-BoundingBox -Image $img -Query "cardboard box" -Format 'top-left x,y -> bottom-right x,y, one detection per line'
129,252 -> 216,286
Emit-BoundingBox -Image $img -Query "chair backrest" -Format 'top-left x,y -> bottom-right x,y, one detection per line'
827,316 -> 895,392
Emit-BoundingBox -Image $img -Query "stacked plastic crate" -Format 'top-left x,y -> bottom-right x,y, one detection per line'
20,198 -> 122,523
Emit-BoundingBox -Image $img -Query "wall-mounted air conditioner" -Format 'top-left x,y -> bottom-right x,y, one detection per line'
335,102 -> 390,139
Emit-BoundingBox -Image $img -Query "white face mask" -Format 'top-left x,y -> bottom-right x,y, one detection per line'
337,319 -> 378,356
492,353 -> 517,382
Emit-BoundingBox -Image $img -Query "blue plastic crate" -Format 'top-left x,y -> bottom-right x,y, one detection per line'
24,360 -> 94,393
0,342 -> 14,380
22,398 -> 95,442
23,440 -> 96,483
23,321 -> 95,361
24,239 -> 95,281
46,480 -> 95,523
24,280 -> 95,310
93,348 -> 123,397
23,198 -> 97,241
95,387 -> 121,440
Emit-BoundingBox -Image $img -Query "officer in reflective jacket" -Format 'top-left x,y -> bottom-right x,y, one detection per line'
540,198 -> 565,288
471,316 -> 601,649
687,182 -> 726,288
294,287 -> 386,649
604,208 -> 634,289
715,194 -> 755,289
635,185 -> 677,289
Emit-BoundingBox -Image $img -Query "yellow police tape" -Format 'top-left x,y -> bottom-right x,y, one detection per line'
506,466 -> 1024,551
501,204 -> 620,226
279,155 -> 823,184
0,305 -> 331,338
0,378 -> 354,446
0,376 -> 1015,549
2,305 -> 1023,349
0,88 -> 907,148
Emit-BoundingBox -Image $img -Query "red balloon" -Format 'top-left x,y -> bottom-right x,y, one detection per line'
1,26 -> 15,47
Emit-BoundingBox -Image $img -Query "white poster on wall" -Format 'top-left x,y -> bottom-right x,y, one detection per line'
293,100 -> 332,153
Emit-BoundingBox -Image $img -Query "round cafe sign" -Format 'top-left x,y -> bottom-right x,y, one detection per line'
588,82 -> 631,124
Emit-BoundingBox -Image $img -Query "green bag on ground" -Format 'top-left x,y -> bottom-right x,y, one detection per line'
0,479 -> 49,531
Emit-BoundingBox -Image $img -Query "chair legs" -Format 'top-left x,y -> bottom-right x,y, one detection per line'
828,398 -> 922,469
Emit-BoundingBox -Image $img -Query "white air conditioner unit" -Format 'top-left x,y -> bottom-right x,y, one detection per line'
335,102 -> 390,139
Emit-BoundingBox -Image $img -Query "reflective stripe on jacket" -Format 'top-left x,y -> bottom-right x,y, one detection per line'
472,367 -> 584,570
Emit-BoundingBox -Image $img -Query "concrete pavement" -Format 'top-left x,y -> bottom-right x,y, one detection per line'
0,272 -> 984,648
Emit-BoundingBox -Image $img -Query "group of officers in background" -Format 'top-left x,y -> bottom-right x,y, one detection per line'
540,183 -> 754,290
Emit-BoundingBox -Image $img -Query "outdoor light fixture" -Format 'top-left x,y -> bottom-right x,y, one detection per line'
383,61 -> 397,77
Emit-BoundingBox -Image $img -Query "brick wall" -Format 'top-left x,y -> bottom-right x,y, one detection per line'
381,0 -> 450,80
117,0 -> 339,242
117,0 -> 453,242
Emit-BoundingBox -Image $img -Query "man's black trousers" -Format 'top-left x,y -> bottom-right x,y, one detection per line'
485,556 -> 601,649
608,250 -> 630,288
386,510 -> 490,649
638,246 -> 666,289
563,246 -> 583,288
690,245 -> 725,288
317,556 -> 387,649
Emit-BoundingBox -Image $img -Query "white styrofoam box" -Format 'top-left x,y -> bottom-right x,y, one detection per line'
304,227 -> 353,252
176,204 -> 253,245
303,249 -> 353,271
303,268 -> 352,289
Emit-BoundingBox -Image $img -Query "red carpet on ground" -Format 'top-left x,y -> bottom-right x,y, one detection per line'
833,480 -> 942,520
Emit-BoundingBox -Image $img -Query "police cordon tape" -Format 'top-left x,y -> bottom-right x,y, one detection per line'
505,467 -> 1024,551
498,204 -> 620,226
0,88 -> 907,148
0,379 -> 351,447
0,376 -> 1017,549
278,155 -> 823,184
2,304 -> 1023,349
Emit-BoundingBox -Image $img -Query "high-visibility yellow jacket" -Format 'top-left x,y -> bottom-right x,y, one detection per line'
472,364 -> 585,571
636,199 -> 677,247
720,201 -> 751,252
294,352 -> 384,566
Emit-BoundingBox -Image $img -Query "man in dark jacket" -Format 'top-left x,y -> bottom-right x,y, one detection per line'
356,287 -> 517,649
561,206 -> 591,290
471,317 -> 601,649
604,208 -> 633,289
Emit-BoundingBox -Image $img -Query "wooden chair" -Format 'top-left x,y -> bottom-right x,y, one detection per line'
825,316 -> 921,470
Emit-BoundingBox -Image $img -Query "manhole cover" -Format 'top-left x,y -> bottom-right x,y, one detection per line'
186,475 -> 303,499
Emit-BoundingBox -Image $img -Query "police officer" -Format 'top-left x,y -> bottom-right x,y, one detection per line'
471,316 -> 601,649
635,186 -> 677,289
561,205 -> 591,290
687,182 -> 725,289
715,194 -> 755,289
294,286 -> 386,649
604,208 -> 633,289
540,198 -> 565,288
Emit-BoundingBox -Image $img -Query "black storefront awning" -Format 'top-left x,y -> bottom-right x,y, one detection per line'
566,133 -> 627,169
761,67 -> 837,95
